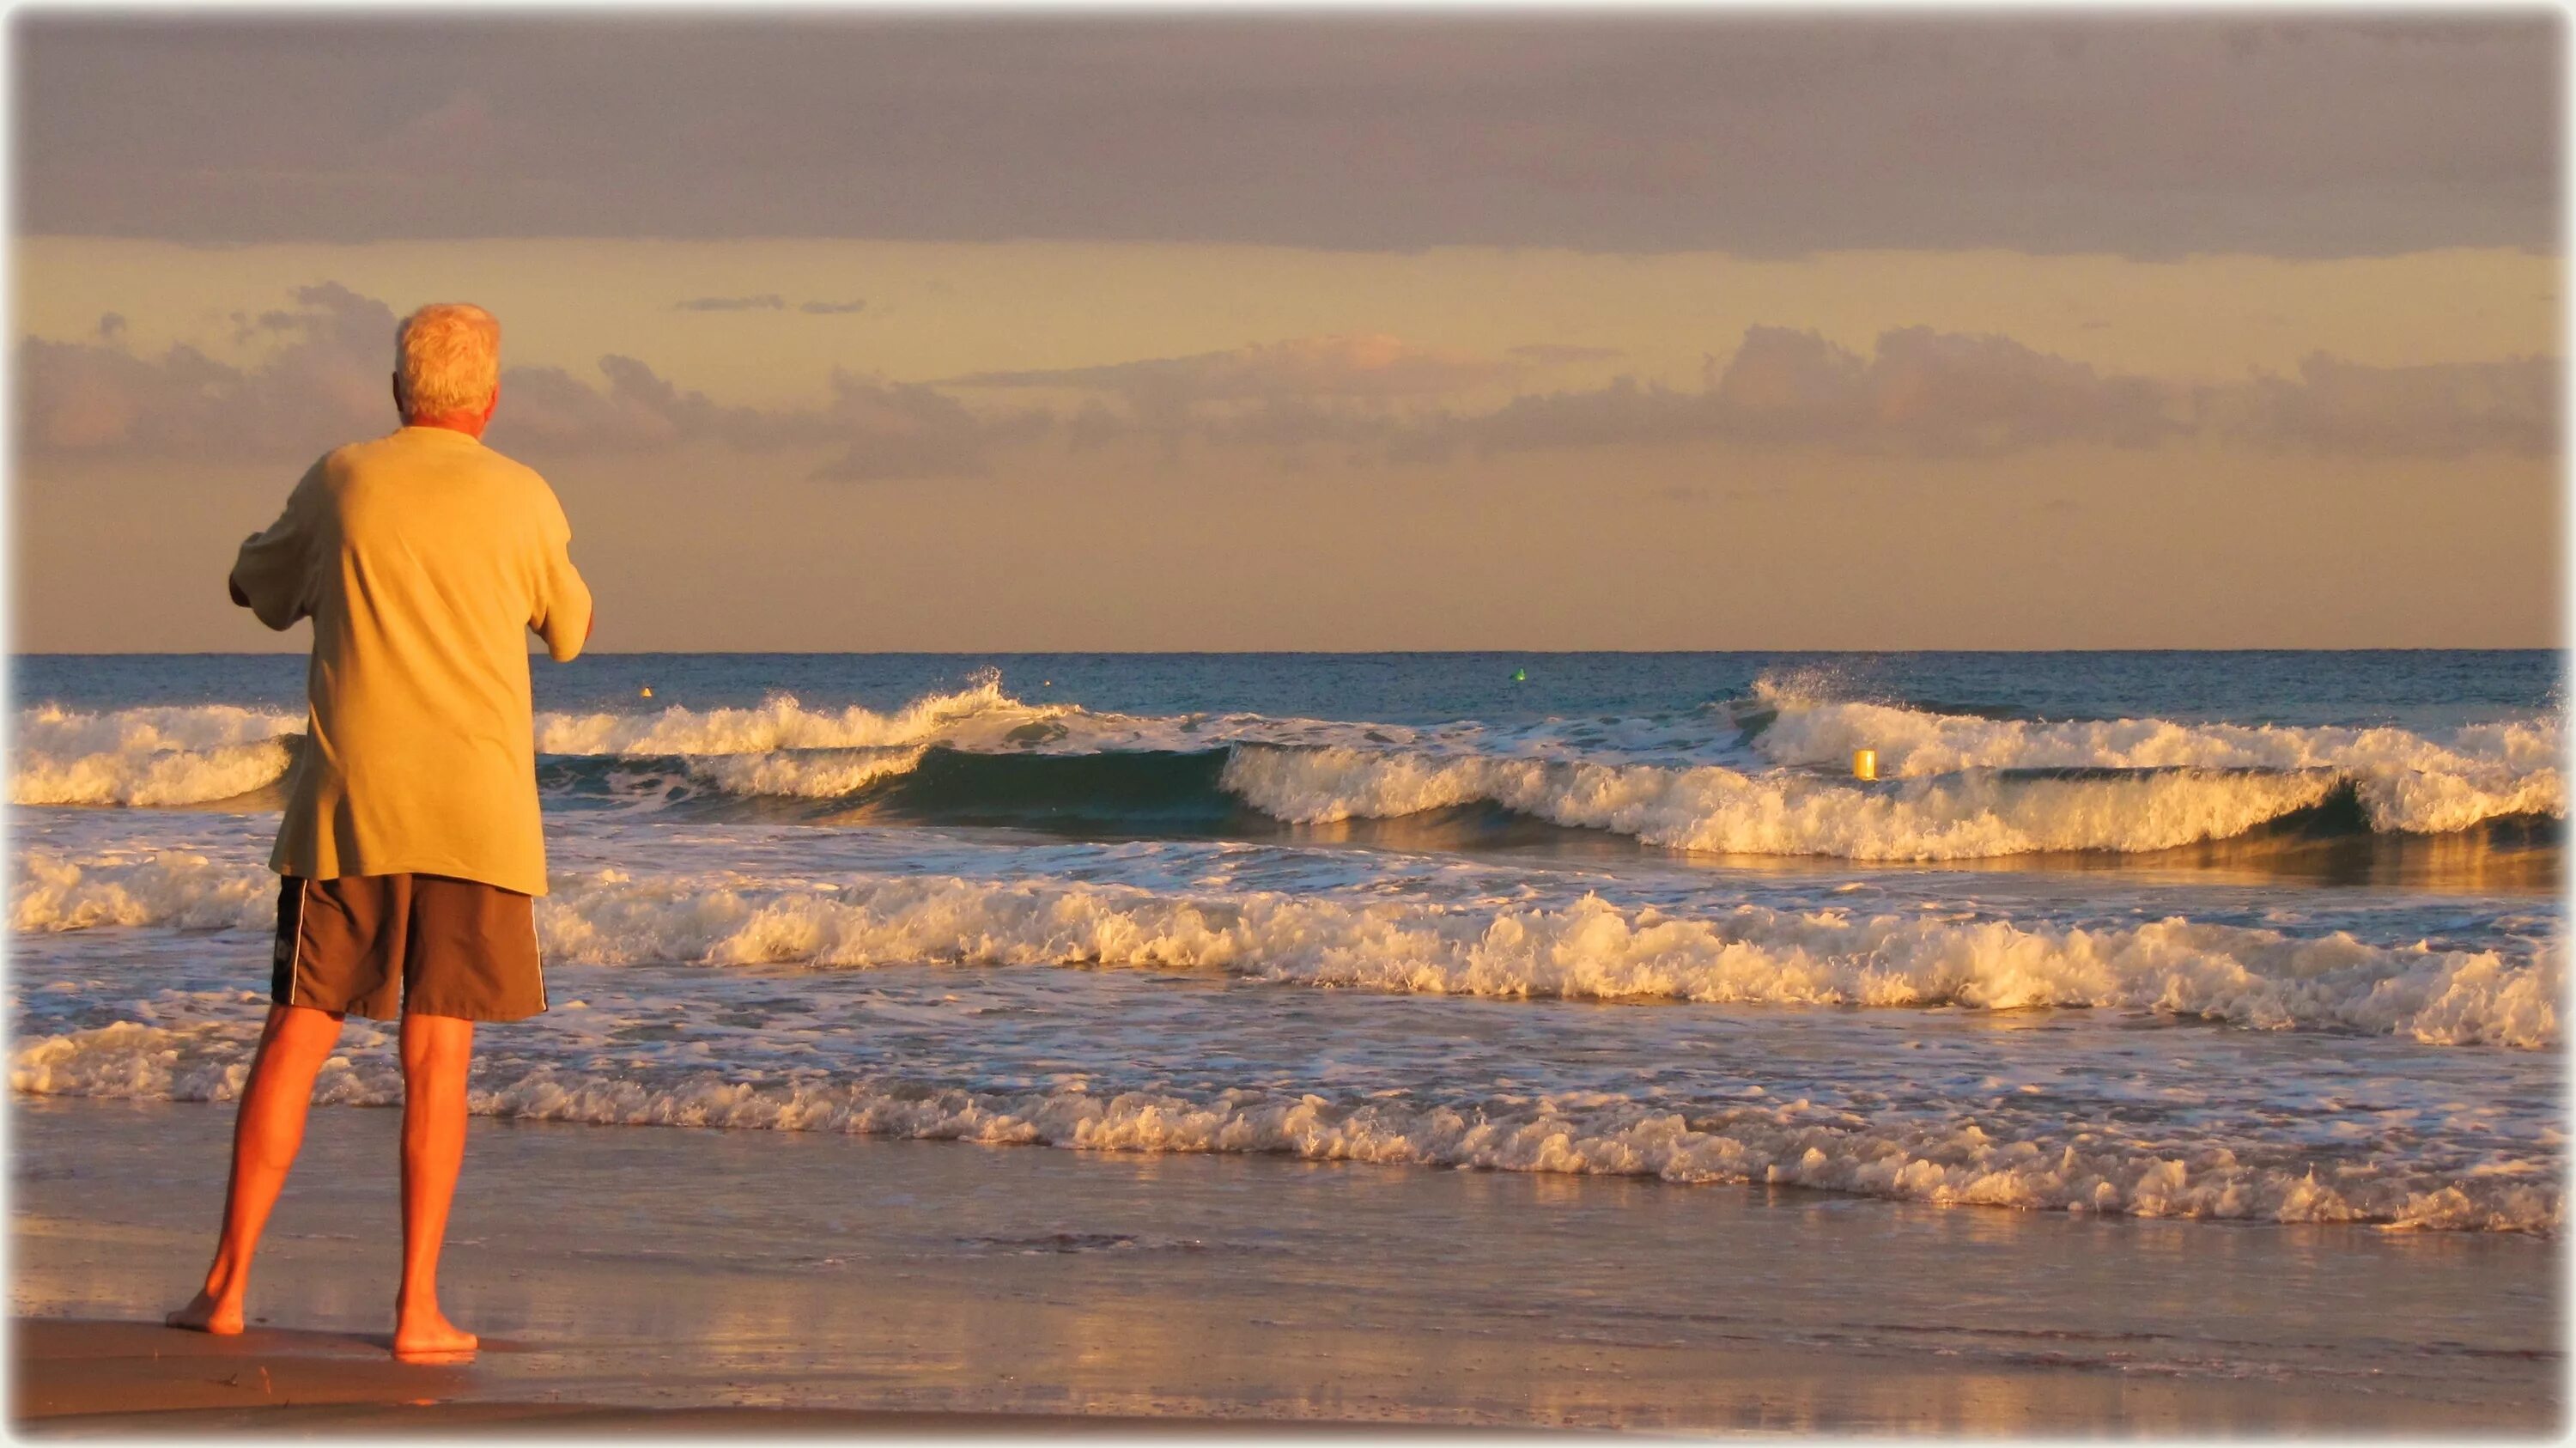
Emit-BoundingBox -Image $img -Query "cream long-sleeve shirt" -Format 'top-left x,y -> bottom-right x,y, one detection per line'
229,425 -> 592,897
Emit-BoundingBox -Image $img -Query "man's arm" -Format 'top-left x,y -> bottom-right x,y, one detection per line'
529,485 -> 594,663
229,462 -> 323,630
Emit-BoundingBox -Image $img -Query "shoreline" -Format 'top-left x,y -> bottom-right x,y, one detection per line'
10,1097 -> 2561,1435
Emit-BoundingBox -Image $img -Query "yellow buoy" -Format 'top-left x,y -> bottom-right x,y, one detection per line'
1852,748 -> 1877,781
640,686 -> 653,698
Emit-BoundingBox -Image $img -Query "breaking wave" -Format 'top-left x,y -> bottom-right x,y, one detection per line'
10,703 -> 301,807
15,849 -> 2555,1049
1220,749 -> 2366,858
10,1016 -> 2555,1232
13,675 -> 2561,861
9,850 -> 276,934
529,674 -> 1062,756
1744,678 -> 2565,836
5,677 -> 1051,810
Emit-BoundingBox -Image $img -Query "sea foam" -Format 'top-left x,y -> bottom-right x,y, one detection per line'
10,704 -> 302,806
20,848 -> 2552,1048
680,746 -> 929,799
9,850 -> 276,933
11,1016 -> 2554,1232
530,870 -> 2561,1049
1748,682 -> 2566,835
15,679 -> 2561,861
532,676 -> 1055,756
1222,746 -> 2351,858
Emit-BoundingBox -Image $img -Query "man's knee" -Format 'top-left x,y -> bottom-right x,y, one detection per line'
398,1012 -> 477,1073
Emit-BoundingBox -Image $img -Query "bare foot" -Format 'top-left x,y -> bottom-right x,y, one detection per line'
391,1309 -> 477,1360
165,1289 -> 245,1335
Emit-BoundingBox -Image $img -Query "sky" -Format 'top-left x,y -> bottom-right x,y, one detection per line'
10,10 -> 2564,652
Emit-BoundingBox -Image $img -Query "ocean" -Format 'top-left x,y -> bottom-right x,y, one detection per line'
9,650 -> 2565,1237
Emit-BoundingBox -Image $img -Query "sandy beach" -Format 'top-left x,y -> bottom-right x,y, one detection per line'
9,1096 -> 2559,1435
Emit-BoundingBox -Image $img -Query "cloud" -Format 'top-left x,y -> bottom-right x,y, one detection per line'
1455,328 -> 2552,459
1719,325 -> 2179,453
497,355 -> 787,453
799,299 -> 867,315
19,283 -> 394,456
17,288 -> 2555,475
2199,353 -> 2560,459
807,376 -> 1045,481
15,283 -> 1030,480
380,90 -> 500,176
501,355 -> 1024,478
17,15 -> 2555,256
1421,326 -> 2183,458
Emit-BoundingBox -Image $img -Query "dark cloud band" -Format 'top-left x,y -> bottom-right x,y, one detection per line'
15,15 -> 2557,257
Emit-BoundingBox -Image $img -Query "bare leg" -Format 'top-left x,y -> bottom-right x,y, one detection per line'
392,1011 -> 478,1358
167,1003 -> 346,1333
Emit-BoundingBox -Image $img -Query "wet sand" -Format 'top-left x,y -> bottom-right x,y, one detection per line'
10,1097 -> 2561,1434
12,1318 -> 1425,1434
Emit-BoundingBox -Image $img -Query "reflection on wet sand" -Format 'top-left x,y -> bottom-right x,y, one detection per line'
14,1098 -> 2557,1434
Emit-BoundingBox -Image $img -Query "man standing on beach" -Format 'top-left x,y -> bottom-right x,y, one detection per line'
167,303 -> 592,1359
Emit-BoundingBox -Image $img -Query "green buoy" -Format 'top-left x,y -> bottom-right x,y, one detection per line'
1512,667 -> 1528,683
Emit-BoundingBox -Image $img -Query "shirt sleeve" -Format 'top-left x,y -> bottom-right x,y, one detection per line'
529,484 -> 594,663
228,461 -> 325,631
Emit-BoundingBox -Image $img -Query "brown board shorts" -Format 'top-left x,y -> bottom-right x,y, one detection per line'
272,874 -> 548,1023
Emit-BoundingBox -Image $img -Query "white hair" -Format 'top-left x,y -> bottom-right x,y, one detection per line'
394,302 -> 501,420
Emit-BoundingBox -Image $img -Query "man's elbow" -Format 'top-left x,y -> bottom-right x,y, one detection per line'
231,575 -> 300,629
535,615 -> 590,663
